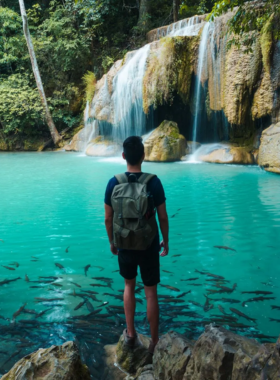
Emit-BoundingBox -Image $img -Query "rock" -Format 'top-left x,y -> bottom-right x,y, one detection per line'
153,331 -> 193,380
135,364 -> 155,380
185,141 -> 201,154
116,333 -> 152,375
259,122 -> 280,174
201,146 -> 255,165
144,121 -> 187,162
86,136 -> 121,157
183,325 -> 262,380
252,149 -> 259,164
1,341 -> 90,380
101,344 -> 127,380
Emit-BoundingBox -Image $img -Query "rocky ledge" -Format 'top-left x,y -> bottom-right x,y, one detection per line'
3,325 -> 279,380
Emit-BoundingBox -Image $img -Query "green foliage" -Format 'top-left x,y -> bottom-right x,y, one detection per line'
180,0 -> 215,17
208,0 -> 280,52
82,71 -> 97,102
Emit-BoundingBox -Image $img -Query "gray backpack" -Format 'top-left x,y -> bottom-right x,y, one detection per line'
111,173 -> 158,250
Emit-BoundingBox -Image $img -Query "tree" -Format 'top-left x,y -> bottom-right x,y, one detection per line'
173,0 -> 179,22
208,0 -> 280,51
18,0 -> 61,145
138,0 -> 150,28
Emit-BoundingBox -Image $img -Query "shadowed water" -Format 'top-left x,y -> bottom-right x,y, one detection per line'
0,153 -> 280,376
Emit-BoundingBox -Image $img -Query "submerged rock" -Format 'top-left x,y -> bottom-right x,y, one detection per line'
259,121 -> 280,174
153,331 -> 193,380
200,146 -> 255,165
86,136 -> 121,157
144,121 -> 187,162
116,333 -> 152,375
1,341 -> 90,380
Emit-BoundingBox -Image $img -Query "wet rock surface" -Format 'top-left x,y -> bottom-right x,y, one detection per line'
259,121 -> 280,174
200,146 -> 255,165
85,135 -> 121,157
0,341 -> 90,380
116,333 -> 152,375
144,120 -> 187,162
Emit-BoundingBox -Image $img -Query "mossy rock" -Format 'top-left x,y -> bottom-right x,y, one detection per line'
200,146 -> 255,165
116,334 -> 152,375
144,120 -> 187,162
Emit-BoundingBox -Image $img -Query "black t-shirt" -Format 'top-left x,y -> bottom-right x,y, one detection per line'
104,172 -> 166,253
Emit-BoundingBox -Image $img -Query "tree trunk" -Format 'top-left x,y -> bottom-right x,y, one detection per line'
138,0 -> 149,27
18,0 -> 61,145
173,0 -> 179,22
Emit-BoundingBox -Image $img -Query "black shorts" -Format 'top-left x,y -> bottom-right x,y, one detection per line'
118,250 -> 160,287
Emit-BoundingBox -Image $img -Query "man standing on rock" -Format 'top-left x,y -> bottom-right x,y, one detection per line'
104,136 -> 169,354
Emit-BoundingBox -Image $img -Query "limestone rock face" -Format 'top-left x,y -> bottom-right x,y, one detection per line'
64,123 -> 97,152
259,122 -> 280,174
135,364 -> 155,380
86,136 -> 121,157
201,146 -> 254,165
116,334 -> 152,375
144,121 -> 187,162
1,341 -> 90,380
185,141 -> 201,154
153,331 -> 193,380
102,344 -> 127,380
183,325 -> 262,380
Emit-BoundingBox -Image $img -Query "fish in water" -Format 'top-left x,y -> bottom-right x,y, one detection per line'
162,270 -> 173,274
214,246 -> 236,252
188,300 -> 203,308
219,298 -> 241,304
271,305 -> 280,310
170,213 -> 178,218
51,283 -> 63,287
160,298 -> 185,304
112,269 -> 119,273
269,318 -> 280,323
74,300 -> 86,311
230,308 -> 256,322
65,246 -> 70,253
195,269 -> 208,275
86,300 -> 94,313
176,290 -> 191,298
206,273 -> 225,280
0,239 -> 4,242
55,263 -> 64,270
92,266 -> 104,271
13,304 -> 26,319
90,283 -> 108,288
159,284 -> 180,292
2,265 -> 15,271
36,308 -> 53,318
84,264 -> 91,276
39,276 -> 61,280
0,277 -> 21,286
241,290 -> 273,295
9,262 -> 19,268
25,274 -> 30,282
35,297 -> 64,302
82,290 -> 98,295
172,254 -> 181,258
188,283 -> 203,286
181,277 -> 199,282
69,281 -> 81,288
242,296 -> 276,307
204,295 -> 214,312
99,302 -> 109,307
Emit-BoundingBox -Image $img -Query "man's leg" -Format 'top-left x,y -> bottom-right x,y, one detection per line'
124,277 -> 136,337
144,285 -> 159,347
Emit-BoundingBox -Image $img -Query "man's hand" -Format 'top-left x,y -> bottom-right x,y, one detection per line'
110,242 -> 118,255
160,240 -> 169,257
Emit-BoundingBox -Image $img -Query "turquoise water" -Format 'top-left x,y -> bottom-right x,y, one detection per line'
0,152 -> 280,375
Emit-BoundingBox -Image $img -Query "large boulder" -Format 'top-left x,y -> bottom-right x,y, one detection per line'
86,136 -> 121,157
144,121 -> 187,162
183,325 -> 263,380
116,333 -> 152,375
259,122 -> 280,174
201,146 -> 255,165
101,344 -> 127,380
153,331 -> 193,380
1,341 -> 90,380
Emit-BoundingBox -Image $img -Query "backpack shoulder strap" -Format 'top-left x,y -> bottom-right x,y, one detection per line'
138,173 -> 155,185
114,173 -> 128,184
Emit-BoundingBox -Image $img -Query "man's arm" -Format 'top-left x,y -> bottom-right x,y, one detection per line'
157,202 -> 169,257
104,203 -> 118,255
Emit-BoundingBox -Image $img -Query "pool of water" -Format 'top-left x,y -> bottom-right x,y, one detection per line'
0,152 -> 280,375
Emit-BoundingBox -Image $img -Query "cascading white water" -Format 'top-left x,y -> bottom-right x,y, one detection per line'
81,101 -> 98,152
112,44 -> 150,141
192,22 -> 211,145
166,16 -> 202,37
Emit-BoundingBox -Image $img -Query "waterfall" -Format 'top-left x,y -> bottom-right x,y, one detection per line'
166,16 -> 202,37
112,44 -> 150,141
82,101 -> 98,152
192,22 -> 211,144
